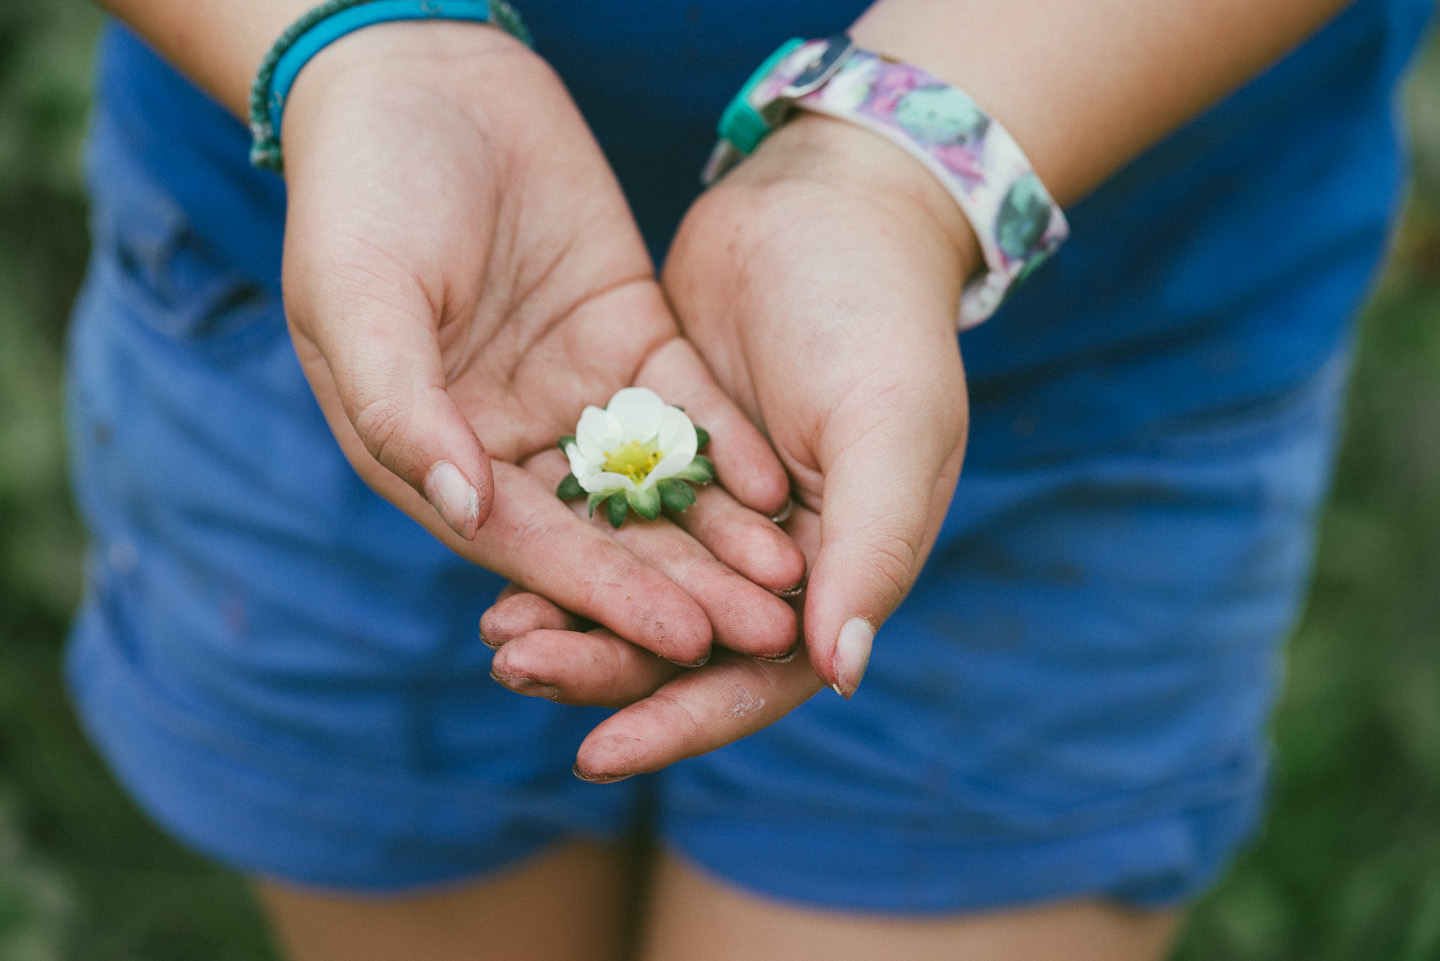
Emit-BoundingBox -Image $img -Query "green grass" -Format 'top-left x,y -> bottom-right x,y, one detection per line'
0,3 -> 280,958
1,2 -> 1439,958
1173,203 -> 1440,961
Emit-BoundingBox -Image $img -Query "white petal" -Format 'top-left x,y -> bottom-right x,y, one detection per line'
656,406 -> 698,460
644,449 -> 695,488
606,387 -> 664,442
564,442 -> 595,479
580,470 -> 637,494
575,406 -> 621,462
642,407 -> 699,489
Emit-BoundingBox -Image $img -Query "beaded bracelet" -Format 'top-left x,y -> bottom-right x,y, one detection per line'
705,35 -> 1068,329
248,0 -> 531,173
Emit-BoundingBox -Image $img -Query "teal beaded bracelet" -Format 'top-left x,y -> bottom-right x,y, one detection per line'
248,0 -> 531,173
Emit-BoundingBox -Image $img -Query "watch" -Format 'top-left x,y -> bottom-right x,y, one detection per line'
704,34 -> 1069,328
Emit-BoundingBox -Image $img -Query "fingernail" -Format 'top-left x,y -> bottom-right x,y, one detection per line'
771,579 -> 806,599
573,763 -> 632,784
769,498 -> 794,524
756,644 -> 799,663
490,668 -> 560,700
664,650 -> 711,668
831,617 -> 874,699
424,461 -> 480,540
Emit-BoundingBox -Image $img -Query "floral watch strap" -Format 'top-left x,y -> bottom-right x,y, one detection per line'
704,36 -> 1069,329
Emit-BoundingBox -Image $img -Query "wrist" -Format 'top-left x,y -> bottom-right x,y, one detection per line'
293,13 -> 528,86
704,35 -> 1065,326
746,113 -> 984,286
278,19 -> 533,172
264,11 -> 533,173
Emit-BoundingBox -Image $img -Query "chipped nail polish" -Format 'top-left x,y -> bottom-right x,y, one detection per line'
424,461 -> 480,540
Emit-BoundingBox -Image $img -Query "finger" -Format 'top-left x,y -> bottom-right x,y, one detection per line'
288,283 -> 494,542
670,483 -> 807,596
637,338 -> 792,517
529,449 -> 799,659
468,462 -> 714,665
490,627 -> 683,707
593,517 -> 799,659
573,651 -> 823,781
804,383 -> 967,699
480,590 -> 587,649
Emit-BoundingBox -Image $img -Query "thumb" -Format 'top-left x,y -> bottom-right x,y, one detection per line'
304,299 -> 494,541
802,385 -> 967,699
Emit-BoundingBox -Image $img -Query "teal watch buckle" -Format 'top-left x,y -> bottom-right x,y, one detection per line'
715,37 -> 804,155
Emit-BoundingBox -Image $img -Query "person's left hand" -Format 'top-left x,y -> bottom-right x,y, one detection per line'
659,115 -> 975,701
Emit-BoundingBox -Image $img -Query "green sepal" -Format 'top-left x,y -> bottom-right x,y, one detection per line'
627,485 -> 662,521
673,455 -> 716,484
556,434 -> 576,453
587,490 -> 611,517
556,473 -> 584,500
657,478 -> 697,513
605,494 -> 630,528
694,426 -> 711,450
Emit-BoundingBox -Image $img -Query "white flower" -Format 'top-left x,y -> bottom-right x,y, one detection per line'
558,387 -> 714,525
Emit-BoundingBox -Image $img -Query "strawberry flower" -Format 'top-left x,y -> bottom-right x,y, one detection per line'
556,387 -> 714,527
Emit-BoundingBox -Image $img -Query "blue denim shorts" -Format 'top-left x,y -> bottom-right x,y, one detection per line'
63,128 -> 1358,911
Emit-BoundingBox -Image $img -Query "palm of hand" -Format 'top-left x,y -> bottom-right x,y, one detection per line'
271,27 -> 800,663
485,117 -> 980,776
281,33 -> 674,469
663,116 -> 972,691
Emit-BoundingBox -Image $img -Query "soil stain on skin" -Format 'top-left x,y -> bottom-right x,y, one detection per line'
723,684 -> 766,719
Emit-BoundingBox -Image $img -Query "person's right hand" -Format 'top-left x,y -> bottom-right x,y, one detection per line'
275,21 -> 802,664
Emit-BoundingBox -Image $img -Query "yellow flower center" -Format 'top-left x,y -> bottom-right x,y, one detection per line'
603,439 -> 663,485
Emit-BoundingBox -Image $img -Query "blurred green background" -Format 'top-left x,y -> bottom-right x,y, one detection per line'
1,2 -> 1439,959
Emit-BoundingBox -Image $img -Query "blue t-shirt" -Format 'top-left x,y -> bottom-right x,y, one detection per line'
86,0 -> 1434,466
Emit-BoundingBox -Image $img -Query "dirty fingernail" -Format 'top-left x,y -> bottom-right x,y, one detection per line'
831,617 -> 874,699
769,498 -> 794,524
756,644 -> 799,663
424,461 -> 480,541
573,763 -> 632,784
490,669 -> 560,701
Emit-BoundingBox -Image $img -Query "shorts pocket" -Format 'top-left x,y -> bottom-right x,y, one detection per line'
90,163 -> 280,352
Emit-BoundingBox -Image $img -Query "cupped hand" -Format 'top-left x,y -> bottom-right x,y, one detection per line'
663,114 -> 978,696
482,115 -> 981,776
275,22 -> 800,663
482,503 -> 827,780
